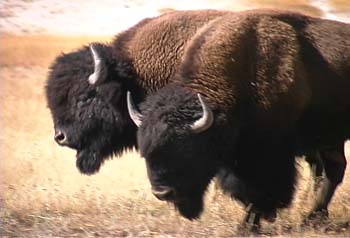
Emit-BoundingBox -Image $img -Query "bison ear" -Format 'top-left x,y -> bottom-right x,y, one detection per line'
88,44 -> 107,85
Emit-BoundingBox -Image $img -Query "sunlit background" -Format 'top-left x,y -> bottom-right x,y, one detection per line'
1,0 -> 350,35
1,0 -> 350,237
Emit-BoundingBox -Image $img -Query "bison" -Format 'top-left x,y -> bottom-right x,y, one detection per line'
46,8 -> 345,228
45,9 -> 228,175
127,10 -> 349,229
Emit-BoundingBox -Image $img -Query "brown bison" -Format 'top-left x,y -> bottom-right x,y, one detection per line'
128,9 -> 349,229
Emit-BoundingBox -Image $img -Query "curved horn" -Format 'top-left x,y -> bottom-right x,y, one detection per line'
190,94 -> 214,133
88,44 -> 102,85
127,91 -> 143,127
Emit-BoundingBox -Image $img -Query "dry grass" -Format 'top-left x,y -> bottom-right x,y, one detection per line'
0,34 -> 112,67
329,0 -> 350,11
240,0 -> 323,16
1,34 -> 349,237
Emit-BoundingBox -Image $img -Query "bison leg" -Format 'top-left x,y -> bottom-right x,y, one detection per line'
308,142 -> 347,218
241,204 -> 276,233
243,204 -> 261,232
216,169 -> 268,233
305,150 -> 324,192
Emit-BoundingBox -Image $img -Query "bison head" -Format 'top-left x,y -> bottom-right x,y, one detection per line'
128,86 -> 225,219
46,43 -> 137,175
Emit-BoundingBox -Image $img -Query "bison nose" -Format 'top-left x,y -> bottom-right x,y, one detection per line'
152,186 -> 177,201
54,129 -> 68,146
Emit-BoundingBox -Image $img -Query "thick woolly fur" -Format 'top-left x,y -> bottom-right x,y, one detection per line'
45,10 -> 229,175
137,10 -> 350,220
46,45 -> 137,175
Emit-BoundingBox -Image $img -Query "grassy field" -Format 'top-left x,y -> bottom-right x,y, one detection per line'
0,34 -> 349,237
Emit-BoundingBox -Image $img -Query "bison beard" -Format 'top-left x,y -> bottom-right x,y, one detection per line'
76,149 -> 102,175
175,195 -> 204,220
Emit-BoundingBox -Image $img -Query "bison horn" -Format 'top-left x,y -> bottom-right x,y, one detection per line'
88,44 -> 102,85
127,91 -> 143,127
190,94 -> 214,133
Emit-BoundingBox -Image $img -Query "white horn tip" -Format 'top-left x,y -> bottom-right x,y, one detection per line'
127,91 -> 143,127
88,44 -> 102,85
89,44 -> 97,54
190,93 -> 214,133
88,74 -> 98,85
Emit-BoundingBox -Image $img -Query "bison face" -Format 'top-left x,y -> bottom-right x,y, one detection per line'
46,44 -> 137,175
129,87 -> 221,219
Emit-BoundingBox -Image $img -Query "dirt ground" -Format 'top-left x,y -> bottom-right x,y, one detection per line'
1,0 -> 350,237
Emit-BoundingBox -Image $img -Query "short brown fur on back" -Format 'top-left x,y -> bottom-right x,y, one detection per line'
113,9 -> 230,92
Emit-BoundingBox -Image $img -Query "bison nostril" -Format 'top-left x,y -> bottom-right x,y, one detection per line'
152,186 -> 176,201
54,130 -> 67,145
